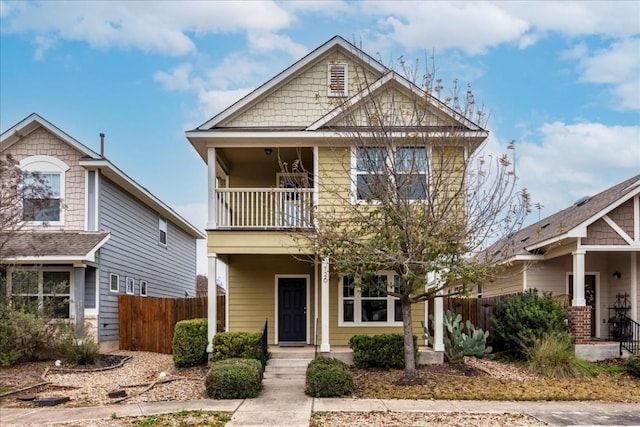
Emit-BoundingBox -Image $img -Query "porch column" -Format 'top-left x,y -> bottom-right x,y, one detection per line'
73,266 -> 85,340
207,147 -> 217,229
206,253 -> 218,353
320,257 -> 330,352
632,252 -> 638,322
434,287 -> 444,352
572,249 -> 586,306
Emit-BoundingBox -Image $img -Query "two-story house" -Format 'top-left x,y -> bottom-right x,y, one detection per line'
187,36 -> 488,357
0,113 -> 205,351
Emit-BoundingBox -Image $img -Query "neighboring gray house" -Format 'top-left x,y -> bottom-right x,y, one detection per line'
0,113 -> 205,351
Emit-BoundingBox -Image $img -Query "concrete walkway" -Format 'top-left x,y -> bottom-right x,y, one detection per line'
2,388 -> 640,426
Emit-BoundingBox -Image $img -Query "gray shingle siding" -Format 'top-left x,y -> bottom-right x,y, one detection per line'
96,176 -> 197,343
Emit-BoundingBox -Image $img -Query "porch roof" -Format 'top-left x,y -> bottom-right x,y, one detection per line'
0,231 -> 110,263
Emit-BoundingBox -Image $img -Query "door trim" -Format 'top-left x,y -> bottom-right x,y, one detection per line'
274,274 -> 310,344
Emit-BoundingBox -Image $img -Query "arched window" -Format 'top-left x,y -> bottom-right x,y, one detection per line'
20,155 -> 69,224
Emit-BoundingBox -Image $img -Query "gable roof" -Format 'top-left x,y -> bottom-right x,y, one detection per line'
186,36 -> 488,162
1,113 -> 205,239
486,174 -> 640,262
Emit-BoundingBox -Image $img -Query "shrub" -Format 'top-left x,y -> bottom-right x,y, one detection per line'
524,331 -> 594,378
172,318 -> 208,367
205,358 -> 262,399
305,357 -> 353,397
348,333 -> 417,369
60,335 -> 100,365
626,354 -> 640,378
424,310 -> 493,363
0,301 -> 74,366
211,331 -> 263,362
490,289 -> 568,359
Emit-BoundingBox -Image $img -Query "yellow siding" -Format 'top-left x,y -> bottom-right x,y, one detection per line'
326,275 -> 426,346
224,50 -> 380,128
209,231 -> 312,254
227,255 -> 315,345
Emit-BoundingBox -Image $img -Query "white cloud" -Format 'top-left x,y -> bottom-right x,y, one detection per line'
576,38 -> 640,111
2,1 -> 295,57
515,121 -> 640,219
247,32 -> 308,59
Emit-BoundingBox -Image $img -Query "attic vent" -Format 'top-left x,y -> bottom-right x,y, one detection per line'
540,223 -> 550,229
573,195 -> 592,207
521,236 -> 530,242
328,63 -> 348,97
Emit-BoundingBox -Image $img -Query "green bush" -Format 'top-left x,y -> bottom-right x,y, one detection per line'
305,357 -> 353,397
0,301 -> 74,366
490,289 -> 568,359
348,333 -> 417,369
172,318 -> 208,367
626,354 -> 640,378
211,331 -> 263,362
205,358 -> 263,399
60,335 -> 100,365
524,331 -> 595,378
424,310 -> 493,363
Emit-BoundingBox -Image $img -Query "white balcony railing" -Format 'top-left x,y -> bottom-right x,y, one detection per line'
215,188 -> 314,229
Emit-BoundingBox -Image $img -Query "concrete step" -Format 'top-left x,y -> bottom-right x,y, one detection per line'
267,358 -> 311,368
263,371 -> 307,380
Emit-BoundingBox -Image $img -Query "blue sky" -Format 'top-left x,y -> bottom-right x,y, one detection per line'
1,1 -> 639,275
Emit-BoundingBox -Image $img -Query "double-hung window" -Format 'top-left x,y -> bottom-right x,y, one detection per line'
23,173 -> 62,222
355,147 -> 428,201
159,217 -> 167,245
339,272 -> 403,326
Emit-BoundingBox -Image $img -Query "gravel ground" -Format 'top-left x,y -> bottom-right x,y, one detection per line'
0,351 -> 207,408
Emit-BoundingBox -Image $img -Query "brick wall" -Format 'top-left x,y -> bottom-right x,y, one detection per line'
567,306 -> 592,344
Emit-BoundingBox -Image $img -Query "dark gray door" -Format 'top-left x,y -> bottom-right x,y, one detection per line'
278,277 -> 306,342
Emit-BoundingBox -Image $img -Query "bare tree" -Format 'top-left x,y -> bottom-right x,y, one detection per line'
0,153 -> 53,259
283,58 -> 530,379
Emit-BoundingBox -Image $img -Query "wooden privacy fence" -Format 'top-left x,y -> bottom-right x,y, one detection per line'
426,294 -> 517,335
119,295 -> 226,354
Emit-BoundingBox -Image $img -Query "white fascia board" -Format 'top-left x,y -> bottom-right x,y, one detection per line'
187,129 -> 488,143
1,113 -> 101,159
87,234 -> 111,261
2,256 -> 89,264
196,37 -> 387,130
524,234 -> 572,253
499,254 -> 545,265
79,159 -> 206,239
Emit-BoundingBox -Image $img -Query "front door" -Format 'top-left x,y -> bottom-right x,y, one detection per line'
569,274 -> 597,337
278,277 -> 306,342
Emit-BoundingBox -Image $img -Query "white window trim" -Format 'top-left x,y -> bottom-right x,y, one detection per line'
109,273 -> 119,293
351,146 -> 429,204
7,266 -> 75,319
20,155 -> 69,226
140,280 -> 148,297
125,277 -> 135,295
338,271 -> 403,327
159,216 -> 168,246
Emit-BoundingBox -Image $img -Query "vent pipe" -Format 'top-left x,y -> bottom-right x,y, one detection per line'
99,133 -> 105,157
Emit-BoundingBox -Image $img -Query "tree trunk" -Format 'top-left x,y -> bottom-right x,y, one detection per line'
402,299 -> 416,379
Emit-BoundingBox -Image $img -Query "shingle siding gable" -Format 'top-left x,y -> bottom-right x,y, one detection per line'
3,127 -> 86,230
223,50 -> 379,128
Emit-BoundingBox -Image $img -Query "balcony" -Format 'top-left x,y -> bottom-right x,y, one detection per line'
215,188 -> 314,229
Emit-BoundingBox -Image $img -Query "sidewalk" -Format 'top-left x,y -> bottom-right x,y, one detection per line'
2,385 -> 640,426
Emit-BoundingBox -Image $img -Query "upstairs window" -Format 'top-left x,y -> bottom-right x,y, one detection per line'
23,172 -> 61,222
328,63 -> 348,97
20,155 -> 68,224
354,146 -> 428,201
159,216 -> 167,245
